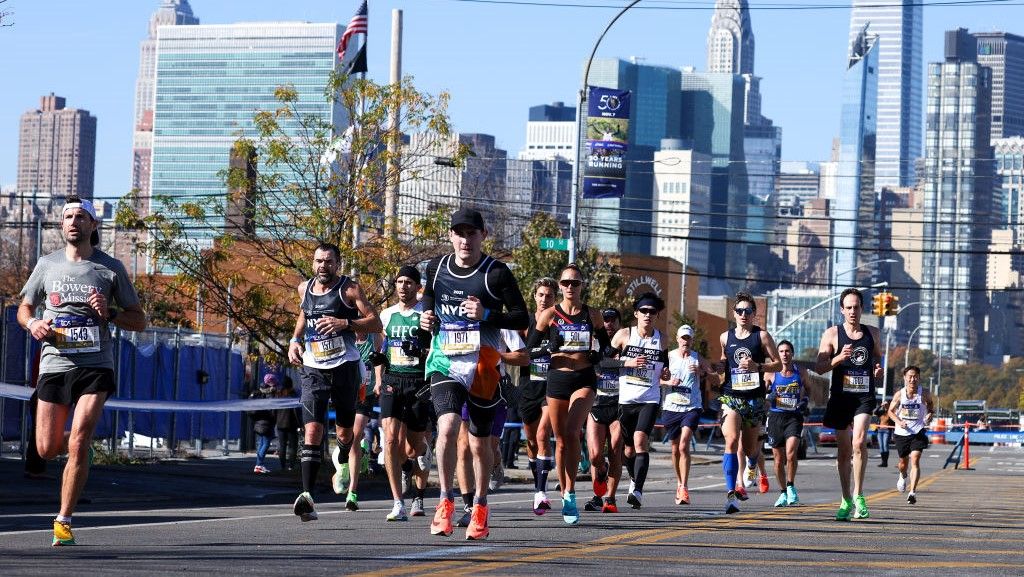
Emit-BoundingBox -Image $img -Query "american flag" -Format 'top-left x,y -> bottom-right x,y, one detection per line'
337,1 -> 368,61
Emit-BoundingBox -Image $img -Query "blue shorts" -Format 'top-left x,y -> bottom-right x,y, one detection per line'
661,409 -> 702,441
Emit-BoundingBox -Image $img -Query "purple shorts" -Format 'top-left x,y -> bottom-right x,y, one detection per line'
462,402 -> 507,437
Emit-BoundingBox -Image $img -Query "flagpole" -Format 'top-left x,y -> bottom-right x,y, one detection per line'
383,8 -> 402,241
568,0 -> 642,264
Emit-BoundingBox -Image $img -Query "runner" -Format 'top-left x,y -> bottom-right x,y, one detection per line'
526,264 -> 612,524
419,208 -> 528,540
662,324 -> 713,506
520,277 -> 557,515
887,366 -> 934,504
611,292 -> 670,511
19,196 -> 147,546
584,308 -> 626,513
715,291 -> 781,514
377,265 -> 432,522
814,287 -> 883,521
455,329 -> 528,527
764,339 -> 806,507
287,242 -> 381,522
330,329 -> 381,511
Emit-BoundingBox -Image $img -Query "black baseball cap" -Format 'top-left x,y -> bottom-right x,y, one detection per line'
450,208 -> 485,231
602,308 -> 621,320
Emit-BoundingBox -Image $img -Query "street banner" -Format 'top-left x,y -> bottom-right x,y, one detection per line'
583,86 -> 631,199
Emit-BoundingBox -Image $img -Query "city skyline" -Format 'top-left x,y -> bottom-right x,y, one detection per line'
1,0 -> 1021,201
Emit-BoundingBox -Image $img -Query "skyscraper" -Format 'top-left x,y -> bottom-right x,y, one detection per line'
652,144 -> 711,275
149,22 -> 341,245
919,29 -> 994,364
131,1 -> 198,199
848,0 -> 923,189
832,25 -> 879,290
17,93 -> 97,199
706,0 -> 754,75
974,31 -> 1024,139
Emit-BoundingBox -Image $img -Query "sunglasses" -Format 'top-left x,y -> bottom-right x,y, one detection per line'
734,307 -> 754,316
559,279 -> 582,288
637,307 -> 658,315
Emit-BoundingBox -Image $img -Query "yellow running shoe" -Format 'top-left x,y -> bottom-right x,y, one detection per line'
52,519 -> 75,546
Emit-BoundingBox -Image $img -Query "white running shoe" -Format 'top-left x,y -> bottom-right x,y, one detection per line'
386,501 -> 409,522
410,497 -> 426,517
896,474 -> 907,493
417,443 -> 433,472
627,490 -> 643,510
743,465 -> 756,488
533,490 -> 551,515
489,462 -> 504,492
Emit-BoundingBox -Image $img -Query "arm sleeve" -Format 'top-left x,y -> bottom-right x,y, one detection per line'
599,357 -> 627,369
420,259 -> 439,310
486,264 -> 529,330
524,325 -> 544,351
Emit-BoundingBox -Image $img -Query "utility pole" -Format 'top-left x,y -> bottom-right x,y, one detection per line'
383,9 -> 403,240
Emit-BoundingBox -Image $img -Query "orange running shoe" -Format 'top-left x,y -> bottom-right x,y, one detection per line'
465,504 -> 490,540
601,499 -> 619,513
758,474 -> 770,494
680,487 -> 690,505
674,484 -> 685,505
734,485 -> 749,501
430,499 -> 455,536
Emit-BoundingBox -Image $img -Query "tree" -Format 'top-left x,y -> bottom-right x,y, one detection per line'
506,212 -> 626,312
117,74 -> 468,364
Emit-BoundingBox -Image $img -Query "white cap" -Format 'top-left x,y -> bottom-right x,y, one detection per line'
676,325 -> 693,338
62,198 -> 98,221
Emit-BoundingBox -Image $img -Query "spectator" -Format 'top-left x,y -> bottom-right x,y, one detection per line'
275,376 -> 301,471
250,374 -> 278,474
874,403 -> 891,468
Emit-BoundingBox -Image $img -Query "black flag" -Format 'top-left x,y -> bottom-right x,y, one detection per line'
345,43 -> 367,75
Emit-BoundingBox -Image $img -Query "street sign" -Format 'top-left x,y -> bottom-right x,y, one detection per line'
539,237 -> 569,251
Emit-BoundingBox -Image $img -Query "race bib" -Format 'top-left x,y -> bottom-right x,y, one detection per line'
731,369 -> 759,392
900,406 -> 921,421
843,371 -> 870,393
776,396 -> 798,410
530,359 -> 550,381
597,370 -> 619,392
53,315 -> 101,354
387,338 -> 418,367
440,321 -> 480,356
558,323 -> 592,353
666,385 -> 691,407
623,366 -> 655,388
308,334 -> 347,364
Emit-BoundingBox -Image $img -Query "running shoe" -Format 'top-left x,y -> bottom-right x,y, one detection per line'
561,492 -> 580,525
430,499 -> 455,536
417,443 -> 433,472
907,493 -> 917,505
675,484 -> 685,505
725,492 -> 740,514
679,487 -> 690,505
254,465 -> 270,474
584,494 -> 603,512
853,495 -> 870,519
333,463 -> 350,495
52,519 -> 75,546
533,491 -> 551,516
346,492 -> 359,512
293,491 -> 318,522
602,498 -> 619,513
774,492 -> 789,507
465,504 -> 490,540
593,469 -> 608,500
758,474 -> 770,494
734,486 -> 749,501
456,505 -> 472,528
896,474 -> 907,493
411,497 -> 426,517
627,490 -> 643,510
835,498 -> 852,522
386,502 -> 409,522
489,462 -> 504,492
744,465 -> 756,488
786,485 -> 800,506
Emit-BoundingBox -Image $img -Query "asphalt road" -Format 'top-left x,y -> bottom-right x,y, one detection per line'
1,445 -> 1022,576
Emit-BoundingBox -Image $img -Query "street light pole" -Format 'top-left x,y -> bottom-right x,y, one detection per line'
568,0 -> 642,263
905,322 -> 925,369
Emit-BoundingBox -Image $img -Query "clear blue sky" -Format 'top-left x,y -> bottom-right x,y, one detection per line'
1,0 -> 1021,202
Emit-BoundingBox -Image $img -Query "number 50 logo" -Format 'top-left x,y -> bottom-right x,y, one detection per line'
597,94 -> 622,111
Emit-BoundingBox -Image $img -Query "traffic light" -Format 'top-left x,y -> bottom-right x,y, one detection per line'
872,293 -> 886,316
885,294 -> 900,316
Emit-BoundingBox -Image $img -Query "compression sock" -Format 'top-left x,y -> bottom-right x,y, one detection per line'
529,459 -> 538,485
633,453 -> 650,492
746,456 -> 757,471
402,459 -> 414,473
723,453 -> 739,492
625,453 -> 637,481
538,457 -> 553,492
474,494 -> 488,506
300,444 -> 322,493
